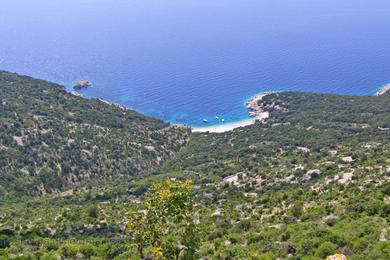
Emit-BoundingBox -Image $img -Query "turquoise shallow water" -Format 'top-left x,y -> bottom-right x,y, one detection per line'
0,0 -> 389,126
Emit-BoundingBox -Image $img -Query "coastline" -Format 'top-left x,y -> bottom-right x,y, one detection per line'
68,80 -> 388,134
192,112 -> 269,133
192,118 -> 256,133
71,85 -> 272,133
192,93 -> 271,133
377,84 -> 390,96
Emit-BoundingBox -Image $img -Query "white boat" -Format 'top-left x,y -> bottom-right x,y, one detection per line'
203,119 -> 209,123
221,119 -> 225,123
216,116 -> 219,120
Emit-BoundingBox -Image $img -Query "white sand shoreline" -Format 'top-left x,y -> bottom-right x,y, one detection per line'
192,118 -> 255,133
192,112 -> 269,133
192,92 -> 271,133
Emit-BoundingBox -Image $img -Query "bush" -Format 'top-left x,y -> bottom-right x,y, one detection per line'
0,249 -> 9,257
290,203 -> 304,218
315,241 -> 338,258
87,205 -> 99,218
0,237 -> 9,249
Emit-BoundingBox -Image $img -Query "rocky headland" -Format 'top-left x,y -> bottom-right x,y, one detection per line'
378,84 -> 390,96
246,92 -> 287,120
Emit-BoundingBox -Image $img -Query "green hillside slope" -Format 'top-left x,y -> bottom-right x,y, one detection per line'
0,73 -> 389,259
0,71 -> 190,197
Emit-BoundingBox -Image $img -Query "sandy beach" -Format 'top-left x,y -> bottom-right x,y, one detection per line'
192,118 -> 255,133
192,112 -> 269,133
192,93 -> 271,133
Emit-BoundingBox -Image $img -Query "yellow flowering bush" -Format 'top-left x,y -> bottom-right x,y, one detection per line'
127,179 -> 199,259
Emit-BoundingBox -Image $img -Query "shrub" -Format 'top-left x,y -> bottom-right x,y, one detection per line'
87,205 -> 99,218
315,241 -> 338,258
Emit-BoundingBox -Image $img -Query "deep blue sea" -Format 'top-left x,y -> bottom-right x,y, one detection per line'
1,0 -> 389,126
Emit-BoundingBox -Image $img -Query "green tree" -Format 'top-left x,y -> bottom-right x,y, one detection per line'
316,242 -> 338,258
127,179 -> 199,259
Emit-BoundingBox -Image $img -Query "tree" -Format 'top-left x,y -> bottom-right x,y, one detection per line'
316,242 -> 338,258
87,205 -> 99,218
290,202 -> 304,219
127,179 -> 200,259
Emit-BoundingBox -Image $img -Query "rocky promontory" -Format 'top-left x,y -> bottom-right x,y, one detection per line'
378,84 -> 390,96
246,93 -> 270,118
246,92 -> 287,122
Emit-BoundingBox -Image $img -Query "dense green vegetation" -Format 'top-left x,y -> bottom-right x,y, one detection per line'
0,72 -> 389,259
0,71 -> 190,198
159,92 -> 390,259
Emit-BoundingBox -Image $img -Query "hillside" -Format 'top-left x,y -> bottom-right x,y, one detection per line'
0,73 -> 389,259
0,71 -> 190,197
160,92 -> 390,258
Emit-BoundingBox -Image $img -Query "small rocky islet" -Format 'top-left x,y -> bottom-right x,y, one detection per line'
73,80 -> 92,90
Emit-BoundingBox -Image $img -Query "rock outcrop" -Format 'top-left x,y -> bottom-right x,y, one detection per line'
73,80 -> 92,89
378,84 -> 390,96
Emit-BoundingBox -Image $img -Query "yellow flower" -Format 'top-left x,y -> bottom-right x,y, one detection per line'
249,249 -> 258,258
154,224 -> 164,234
151,246 -> 164,258
126,222 -> 133,230
327,254 -> 347,260
181,178 -> 192,188
159,188 -> 172,200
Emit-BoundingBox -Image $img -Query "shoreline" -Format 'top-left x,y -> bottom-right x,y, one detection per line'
192,112 -> 269,133
192,118 -> 256,133
192,93 -> 271,133
68,80 -> 388,134
377,84 -> 390,96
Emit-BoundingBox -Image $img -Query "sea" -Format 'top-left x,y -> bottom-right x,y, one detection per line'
1,0 -> 389,126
